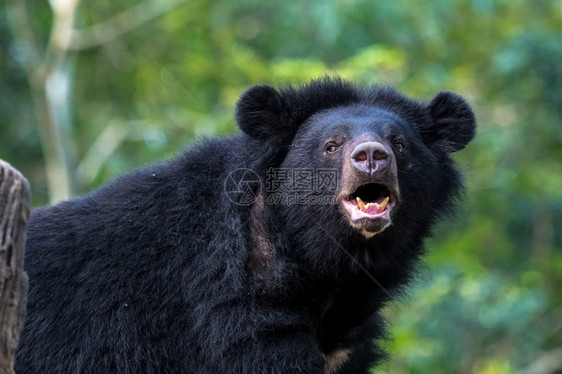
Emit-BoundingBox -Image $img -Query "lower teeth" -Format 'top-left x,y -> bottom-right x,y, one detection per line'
379,196 -> 389,210
355,196 -> 390,212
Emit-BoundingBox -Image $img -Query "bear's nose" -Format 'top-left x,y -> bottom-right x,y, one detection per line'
351,141 -> 390,175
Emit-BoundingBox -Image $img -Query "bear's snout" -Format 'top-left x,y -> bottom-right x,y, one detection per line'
350,141 -> 391,176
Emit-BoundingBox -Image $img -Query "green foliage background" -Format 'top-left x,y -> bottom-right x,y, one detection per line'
1,1 -> 561,372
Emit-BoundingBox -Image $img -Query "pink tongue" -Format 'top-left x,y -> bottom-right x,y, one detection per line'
364,204 -> 384,215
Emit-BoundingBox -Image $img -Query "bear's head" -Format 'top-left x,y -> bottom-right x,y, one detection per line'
235,78 -> 476,269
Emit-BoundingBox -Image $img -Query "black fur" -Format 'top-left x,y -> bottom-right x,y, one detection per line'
16,78 -> 476,373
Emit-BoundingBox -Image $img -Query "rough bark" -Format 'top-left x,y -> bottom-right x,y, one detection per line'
0,160 -> 30,374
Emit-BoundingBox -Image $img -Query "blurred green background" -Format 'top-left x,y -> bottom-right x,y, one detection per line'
1,0 -> 561,372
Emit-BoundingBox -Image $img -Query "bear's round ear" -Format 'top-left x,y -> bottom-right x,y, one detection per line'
422,91 -> 477,153
235,85 -> 290,140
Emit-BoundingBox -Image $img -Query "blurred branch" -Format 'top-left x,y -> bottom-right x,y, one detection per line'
76,122 -> 129,186
523,347 -> 562,374
70,0 -> 188,51
44,0 -> 80,72
531,203 -> 553,258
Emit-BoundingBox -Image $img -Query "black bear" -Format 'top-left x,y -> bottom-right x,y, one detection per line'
16,78 -> 476,373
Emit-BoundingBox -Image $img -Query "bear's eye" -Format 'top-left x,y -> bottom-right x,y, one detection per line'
325,143 -> 340,154
393,141 -> 405,152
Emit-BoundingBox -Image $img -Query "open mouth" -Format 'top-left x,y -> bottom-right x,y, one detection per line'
341,183 -> 397,223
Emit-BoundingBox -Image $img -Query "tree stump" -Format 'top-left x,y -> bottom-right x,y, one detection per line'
0,160 -> 30,374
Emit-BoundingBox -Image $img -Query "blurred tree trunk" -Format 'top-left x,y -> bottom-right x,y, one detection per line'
0,161 -> 30,374
5,0 -> 77,204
